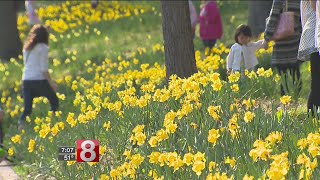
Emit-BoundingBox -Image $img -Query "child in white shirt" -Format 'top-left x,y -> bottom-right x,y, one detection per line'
227,24 -> 267,74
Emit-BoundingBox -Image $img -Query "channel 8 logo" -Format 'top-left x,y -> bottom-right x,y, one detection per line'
76,140 -> 99,162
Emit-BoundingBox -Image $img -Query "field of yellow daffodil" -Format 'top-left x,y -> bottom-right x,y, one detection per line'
0,1 -> 317,179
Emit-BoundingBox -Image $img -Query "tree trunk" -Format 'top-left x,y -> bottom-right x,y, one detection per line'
248,0 -> 273,37
0,1 -> 22,60
161,0 -> 198,80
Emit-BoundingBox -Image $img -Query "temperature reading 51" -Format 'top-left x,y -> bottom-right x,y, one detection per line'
58,154 -> 76,161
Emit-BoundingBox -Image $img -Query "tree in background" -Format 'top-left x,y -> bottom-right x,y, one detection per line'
160,1 -> 198,80
248,0 -> 273,37
0,1 -> 22,60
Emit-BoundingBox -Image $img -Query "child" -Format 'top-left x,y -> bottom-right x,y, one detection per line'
19,25 -> 59,130
227,24 -> 267,75
199,0 -> 223,48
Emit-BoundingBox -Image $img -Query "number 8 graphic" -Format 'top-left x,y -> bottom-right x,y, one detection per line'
80,140 -> 96,162
76,140 -> 99,162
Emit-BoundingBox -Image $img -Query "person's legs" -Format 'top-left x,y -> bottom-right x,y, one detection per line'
0,110 -> 4,148
47,89 -> 59,112
40,81 -> 59,112
19,81 -> 34,126
308,52 -> 320,115
203,40 -> 210,48
91,0 -> 99,9
290,63 -> 302,97
276,65 -> 288,96
202,39 -> 216,49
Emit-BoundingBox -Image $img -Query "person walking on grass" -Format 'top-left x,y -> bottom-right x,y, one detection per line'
298,0 -> 320,115
199,0 -> 223,49
19,24 -> 59,130
264,0 -> 302,97
226,24 -> 268,76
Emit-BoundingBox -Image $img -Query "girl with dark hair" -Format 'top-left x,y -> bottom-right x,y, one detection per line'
19,24 -> 59,130
226,24 -> 267,75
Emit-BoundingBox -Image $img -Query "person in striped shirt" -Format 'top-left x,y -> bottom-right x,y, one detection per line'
264,0 -> 302,96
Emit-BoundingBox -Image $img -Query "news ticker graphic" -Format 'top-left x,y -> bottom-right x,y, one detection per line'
58,140 -> 99,162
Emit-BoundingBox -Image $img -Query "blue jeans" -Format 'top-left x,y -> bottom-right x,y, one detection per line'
275,63 -> 301,96
19,80 -> 59,124
202,39 -> 217,49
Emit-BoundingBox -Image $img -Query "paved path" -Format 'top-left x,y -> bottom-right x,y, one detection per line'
0,160 -> 20,180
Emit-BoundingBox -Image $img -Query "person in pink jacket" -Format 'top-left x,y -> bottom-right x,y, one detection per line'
199,0 -> 223,48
